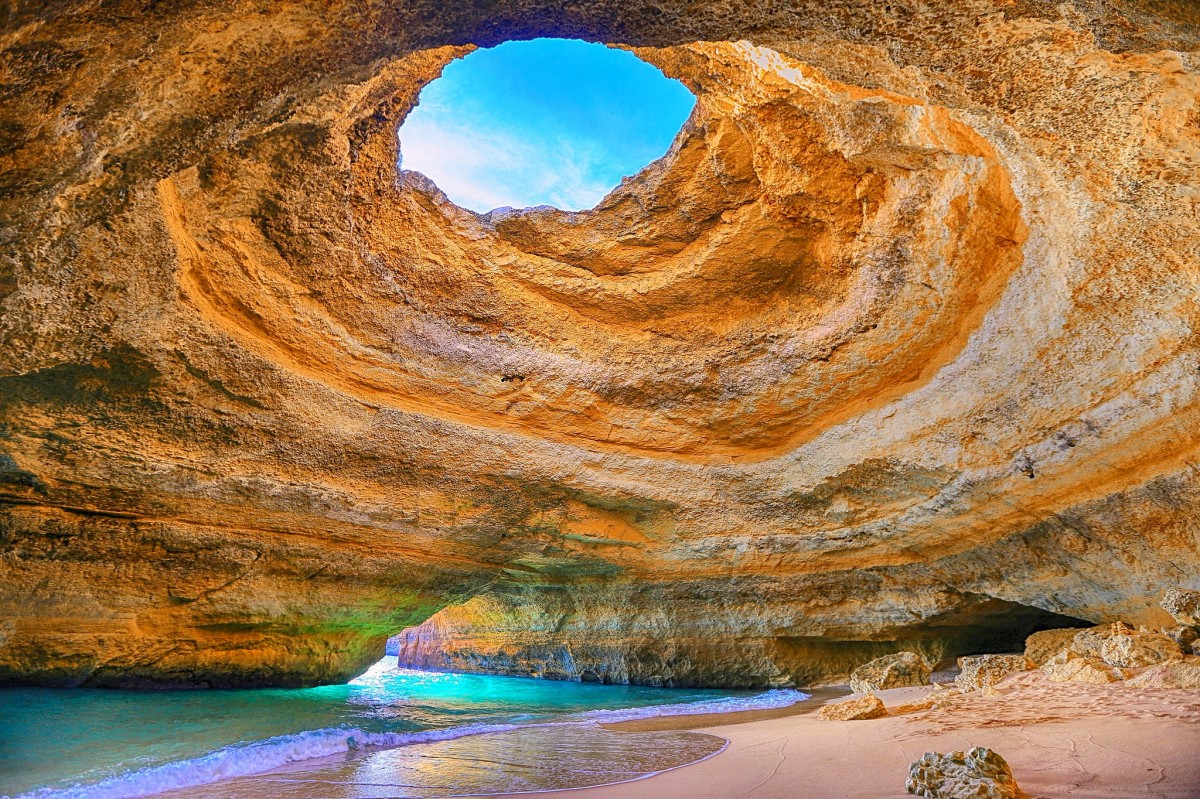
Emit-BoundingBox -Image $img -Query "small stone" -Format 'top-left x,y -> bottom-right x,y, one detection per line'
905,746 -> 1018,798
1025,627 -> 1088,666
1100,632 -> 1182,668
1125,656 -> 1200,689
817,692 -> 887,721
850,651 -> 931,694
1162,589 -> 1200,626
954,654 -> 1031,692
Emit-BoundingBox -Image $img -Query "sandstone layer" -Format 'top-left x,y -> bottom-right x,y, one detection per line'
1,1 -> 1199,687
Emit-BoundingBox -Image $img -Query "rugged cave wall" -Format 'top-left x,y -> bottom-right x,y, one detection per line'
1,1 -> 1198,687
394,587 -> 1091,688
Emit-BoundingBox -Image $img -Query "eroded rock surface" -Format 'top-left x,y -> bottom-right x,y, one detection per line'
1100,631 -> 1182,668
1041,650 -> 1131,684
851,652 -> 931,694
2,0 -> 1200,687
818,693 -> 887,721
1025,627 -> 1090,667
955,655 -> 1032,692
906,747 -> 1018,799
1162,589 -> 1200,626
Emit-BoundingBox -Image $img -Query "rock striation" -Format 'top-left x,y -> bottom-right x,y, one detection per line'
1,1 -> 1200,687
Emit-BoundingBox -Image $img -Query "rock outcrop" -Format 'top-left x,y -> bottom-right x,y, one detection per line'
850,652 -> 931,695
2,1 -> 1199,687
906,747 -> 1019,799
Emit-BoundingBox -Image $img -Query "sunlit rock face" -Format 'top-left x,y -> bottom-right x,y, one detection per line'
1,1 -> 1199,687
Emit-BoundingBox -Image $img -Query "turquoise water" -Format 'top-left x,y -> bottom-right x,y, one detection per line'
0,658 -> 804,799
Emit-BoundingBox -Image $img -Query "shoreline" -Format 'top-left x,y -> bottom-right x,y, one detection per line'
597,686 -> 846,733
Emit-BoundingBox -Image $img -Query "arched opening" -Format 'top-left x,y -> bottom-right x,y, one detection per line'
397,38 -> 696,212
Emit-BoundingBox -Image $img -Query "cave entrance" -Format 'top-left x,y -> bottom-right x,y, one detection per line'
397,38 -> 696,212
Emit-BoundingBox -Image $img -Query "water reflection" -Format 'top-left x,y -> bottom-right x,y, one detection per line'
151,726 -> 726,798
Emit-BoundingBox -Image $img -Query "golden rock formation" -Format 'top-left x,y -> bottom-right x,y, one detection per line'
1,1 -> 1198,687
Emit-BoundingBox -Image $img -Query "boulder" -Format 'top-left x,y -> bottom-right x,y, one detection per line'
1162,589 -> 1200,626
1125,657 -> 1200,689
1040,650 -> 1130,684
1025,627 -> 1089,666
954,654 -> 1031,692
906,746 -> 1019,799
1100,632 -> 1182,668
850,652 -> 931,694
817,693 -> 887,721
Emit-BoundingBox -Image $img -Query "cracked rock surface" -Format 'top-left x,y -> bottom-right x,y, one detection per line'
1,0 -> 1199,687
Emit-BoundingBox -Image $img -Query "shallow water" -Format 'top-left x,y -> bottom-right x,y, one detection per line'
0,658 -> 805,799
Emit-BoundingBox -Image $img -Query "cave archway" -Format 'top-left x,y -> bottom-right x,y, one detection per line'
1,2 -> 1198,689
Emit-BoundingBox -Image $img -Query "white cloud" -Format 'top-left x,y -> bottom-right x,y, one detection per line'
398,113 -> 621,212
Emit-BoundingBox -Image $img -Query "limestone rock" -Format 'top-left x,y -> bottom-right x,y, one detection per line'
906,747 -> 1018,799
1162,590 -> 1200,627
1040,651 -> 1130,684
1100,632 -> 1182,668
817,693 -> 887,721
1125,657 -> 1200,689
1070,623 -> 1134,659
850,652 -> 931,695
1025,627 -> 1089,667
954,654 -> 1031,692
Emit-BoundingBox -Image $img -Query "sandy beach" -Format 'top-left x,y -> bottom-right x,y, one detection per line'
157,670 -> 1200,798
505,673 -> 1200,799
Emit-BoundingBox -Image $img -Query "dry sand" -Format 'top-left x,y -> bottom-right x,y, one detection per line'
503,672 -> 1200,799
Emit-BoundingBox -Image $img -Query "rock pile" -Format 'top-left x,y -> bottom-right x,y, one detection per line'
1029,617 -> 1188,684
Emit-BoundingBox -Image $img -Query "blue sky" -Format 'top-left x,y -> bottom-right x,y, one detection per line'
398,39 -> 696,212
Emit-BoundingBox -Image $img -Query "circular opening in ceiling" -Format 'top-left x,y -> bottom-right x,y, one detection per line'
397,38 -> 696,213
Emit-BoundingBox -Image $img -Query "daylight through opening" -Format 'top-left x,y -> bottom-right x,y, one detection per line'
398,38 -> 696,212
